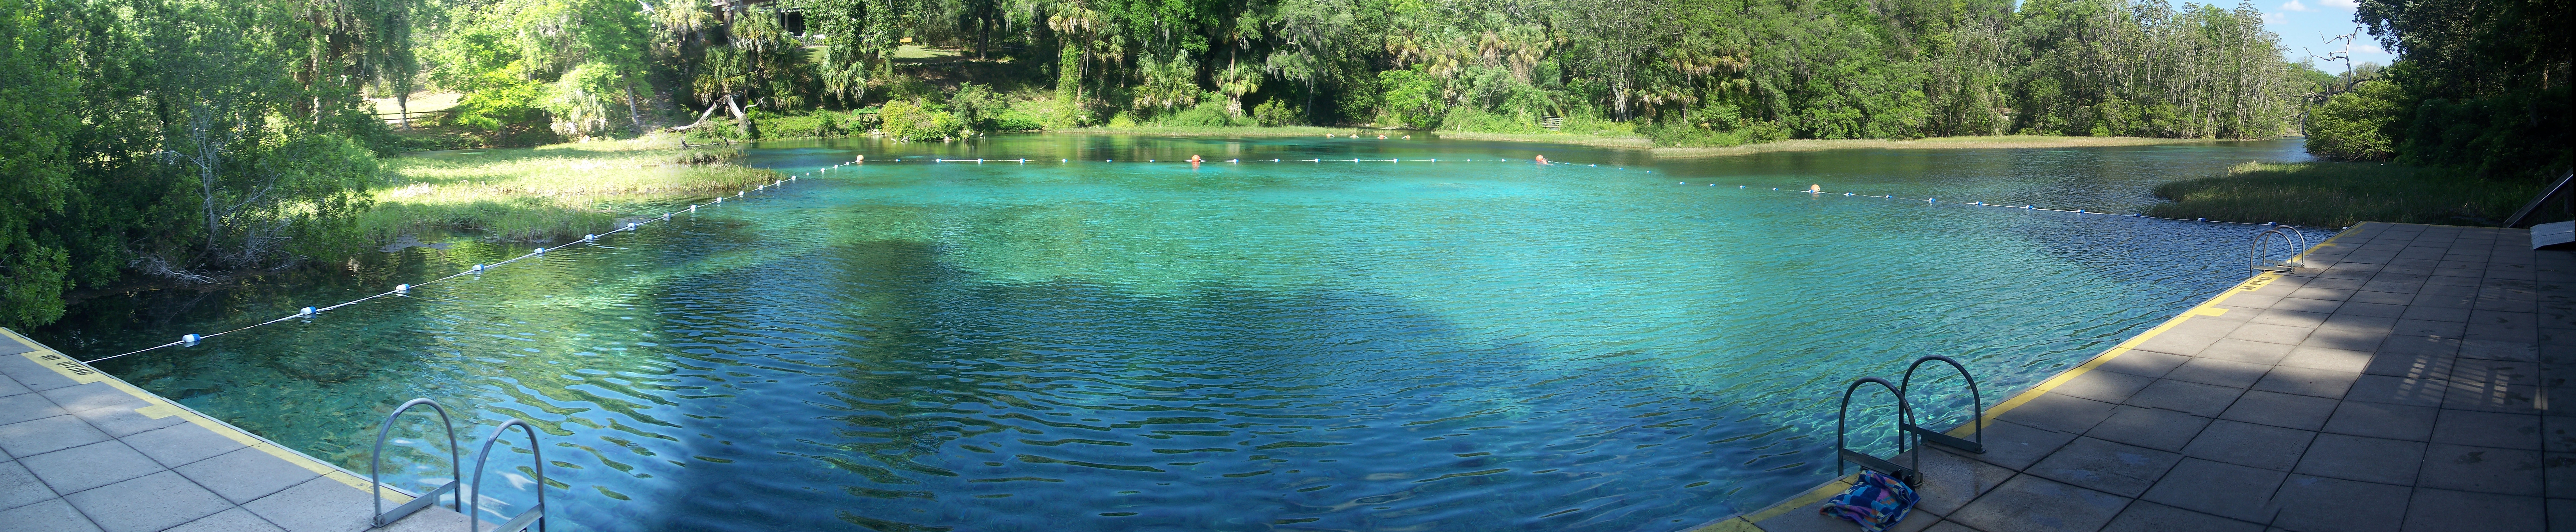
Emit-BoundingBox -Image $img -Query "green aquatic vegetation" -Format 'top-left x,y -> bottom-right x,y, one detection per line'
2145,162 -> 2543,227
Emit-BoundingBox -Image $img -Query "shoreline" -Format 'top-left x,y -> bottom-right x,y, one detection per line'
1046,127 -> 2250,156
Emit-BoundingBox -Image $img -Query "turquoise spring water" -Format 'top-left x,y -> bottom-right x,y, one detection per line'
37,135 -> 2312,531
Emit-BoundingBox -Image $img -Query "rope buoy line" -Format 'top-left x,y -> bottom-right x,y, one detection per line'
98,155 -> 2262,362
1745,184 -> 2321,231
81,160 -> 851,365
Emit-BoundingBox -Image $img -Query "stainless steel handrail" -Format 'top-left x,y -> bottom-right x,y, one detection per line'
371,398 -> 462,527
1898,356 -> 1985,454
2251,228 -> 2307,272
467,419 -> 548,532
1836,377 -> 1919,485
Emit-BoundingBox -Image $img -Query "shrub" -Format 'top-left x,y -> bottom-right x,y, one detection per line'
879,101 -> 957,141
1252,99 -> 1300,127
1160,101 -> 1234,128
2306,80 -> 2400,161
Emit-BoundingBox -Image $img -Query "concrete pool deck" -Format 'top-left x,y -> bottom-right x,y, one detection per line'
1699,221 -> 2574,532
0,328 -> 469,532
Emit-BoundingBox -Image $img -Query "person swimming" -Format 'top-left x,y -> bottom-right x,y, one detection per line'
1808,184 -> 1822,193
855,154 -> 865,163
1535,155 -> 1550,165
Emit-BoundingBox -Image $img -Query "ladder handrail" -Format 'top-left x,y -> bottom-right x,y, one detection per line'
2251,228 -> 2306,271
467,419 -> 549,532
1898,356 -> 1986,454
371,398 -> 462,527
1836,377 -> 1918,485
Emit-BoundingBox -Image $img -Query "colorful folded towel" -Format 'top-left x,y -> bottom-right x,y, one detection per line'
1817,470 -> 1919,532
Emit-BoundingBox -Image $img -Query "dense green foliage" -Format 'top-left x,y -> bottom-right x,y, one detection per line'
2300,0 -> 2569,179
1,0 -> 401,328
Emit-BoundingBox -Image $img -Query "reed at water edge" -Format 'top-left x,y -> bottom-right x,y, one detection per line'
2144,161 -> 2544,228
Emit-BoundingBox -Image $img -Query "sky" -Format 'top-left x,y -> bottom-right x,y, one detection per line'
2254,0 -> 2398,70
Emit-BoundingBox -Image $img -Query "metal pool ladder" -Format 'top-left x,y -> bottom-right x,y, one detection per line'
369,398 -> 550,532
371,399 -> 461,527
1835,356 -> 1987,486
2251,227 -> 2308,273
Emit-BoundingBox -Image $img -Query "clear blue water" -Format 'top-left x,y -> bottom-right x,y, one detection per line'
36,135 -> 2313,532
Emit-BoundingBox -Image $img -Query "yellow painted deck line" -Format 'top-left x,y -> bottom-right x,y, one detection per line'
1,328 -> 413,503
1690,224 -> 2364,532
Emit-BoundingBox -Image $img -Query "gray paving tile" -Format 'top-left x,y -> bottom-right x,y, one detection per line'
2230,323 -> 2318,346
2135,331 -> 2222,356
2269,474 -> 2410,532
2272,298 -> 2345,314
165,508 -> 286,532
2403,487 -> 2544,532
2098,350 -> 2190,379
61,471 -> 230,532
2402,305 -> 2474,323
1946,474 -> 2132,532
2445,373 -> 2546,414
1906,446 -> 2016,516
2460,339 -> 2542,362
2296,433 -> 2426,485
0,416 -> 110,458
2171,318 -> 2248,338
2339,300 -> 2411,317
2200,339 -> 2299,366
2545,452 -> 2576,497
2098,500 -> 2263,532
2299,326 -> 2391,352
2278,346 -> 2374,374
2251,309 -> 2332,328
2140,458 -> 2286,522
2053,370 -> 2156,404
2546,416 -> 2576,452
0,498 -> 102,532
2027,436 -> 2182,497
2127,379 -> 2246,417
175,447 -> 321,505
34,383 -> 147,415
2165,358 -> 2272,388
0,336 -> 34,356
2549,499 -> 2576,532
2353,290 -> 2418,305
2362,348 -> 2457,381
244,477 -> 385,532
2417,443 -> 2543,496
0,356 -> 78,391
1969,419 -> 2078,470
2342,374 -> 2450,407
2289,287 -> 2355,301
2430,409 -> 2543,450
2320,314 -> 2401,334
67,404 -> 183,438
0,392 -> 66,426
0,459 -> 53,511
2184,419 -> 2317,471
120,424 -> 245,469
1993,392 -> 2116,434
0,375 -> 30,398
2252,366 -> 2361,399
2218,390 -> 2340,431
2086,405 -> 2211,453
2324,401 -> 2438,441
18,441 -> 161,495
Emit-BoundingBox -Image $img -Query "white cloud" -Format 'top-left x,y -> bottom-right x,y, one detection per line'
2318,0 -> 2358,9
2281,0 -> 2311,11
2263,12 -> 2287,22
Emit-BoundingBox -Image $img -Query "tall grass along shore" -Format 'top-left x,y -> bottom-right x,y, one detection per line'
365,135 -> 782,242
2146,162 -> 2543,227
